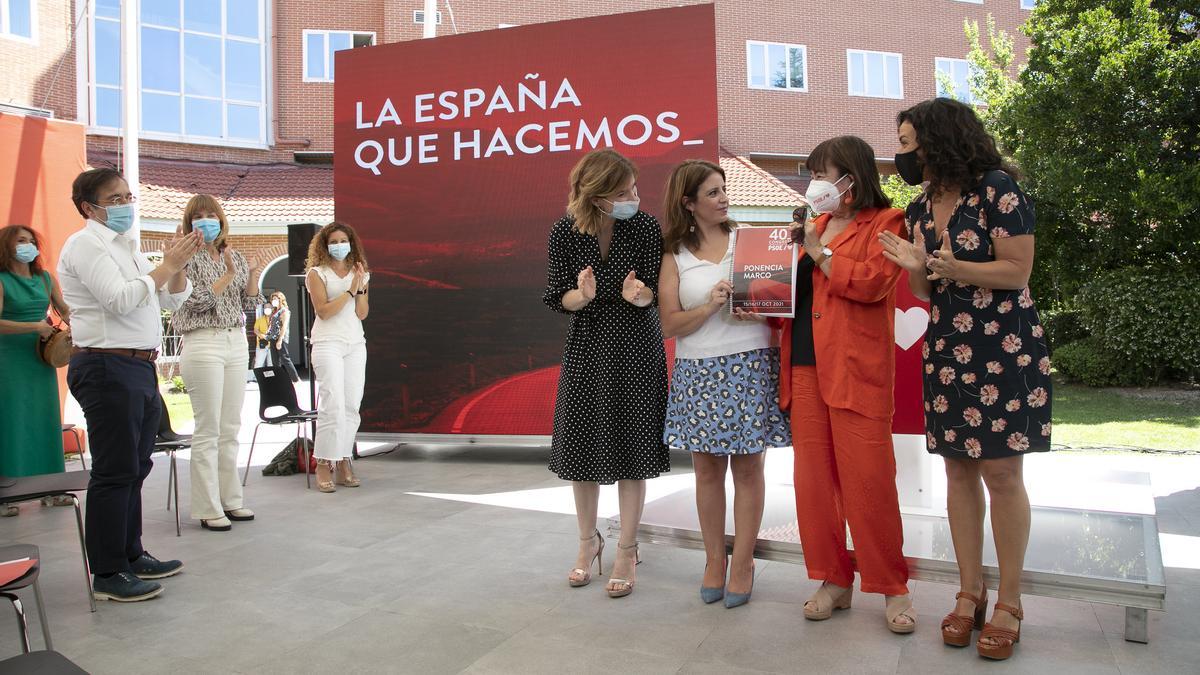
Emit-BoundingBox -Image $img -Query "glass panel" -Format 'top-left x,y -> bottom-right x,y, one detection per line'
142,92 -> 181,134
184,33 -> 222,97
95,19 -> 121,86
226,0 -> 260,39
305,32 -> 326,79
767,43 -> 786,89
184,0 -> 221,34
96,0 -> 121,20
352,33 -> 374,48
226,103 -> 260,140
96,87 -> 121,128
142,27 -> 181,93
141,0 -> 180,28
747,43 -> 765,87
788,47 -> 804,89
886,55 -> 901,97
328,31 -> 352,80
866,52 -> 885,97
848,52 -> 864,94
225,40 -> 261,102
9,0 -> 33,37
185,96 -> 222,137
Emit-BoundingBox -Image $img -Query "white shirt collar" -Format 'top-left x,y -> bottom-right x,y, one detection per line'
85,218 -> 132,245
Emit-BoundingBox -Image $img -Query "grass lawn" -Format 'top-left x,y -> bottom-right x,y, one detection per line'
162,389 -> 194,428
1051,375 -> 1200,452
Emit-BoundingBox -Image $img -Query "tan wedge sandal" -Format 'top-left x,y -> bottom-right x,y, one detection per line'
941,587 -> 989,647
335,459 -> 361,487
885,594 -> 917,634
977,602 -> 1023,660
315,460 -> 336,493
803,582 -> 853,620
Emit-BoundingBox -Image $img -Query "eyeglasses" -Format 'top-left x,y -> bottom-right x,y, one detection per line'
95,195 -> 137,206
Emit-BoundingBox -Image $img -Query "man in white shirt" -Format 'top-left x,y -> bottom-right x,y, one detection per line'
59,168 -> 202,602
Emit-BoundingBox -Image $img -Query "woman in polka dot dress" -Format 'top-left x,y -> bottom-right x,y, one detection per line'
543,149 -> 668,599
880,98 -> 1052,661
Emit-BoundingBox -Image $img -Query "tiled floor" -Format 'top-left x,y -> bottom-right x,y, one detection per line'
2,428 -> 1197,673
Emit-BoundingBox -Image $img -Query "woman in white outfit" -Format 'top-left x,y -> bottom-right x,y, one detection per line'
171,194 -> 262,531
305,221 -> 370,492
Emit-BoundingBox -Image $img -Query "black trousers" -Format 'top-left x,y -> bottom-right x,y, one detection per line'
270,340 -> 299,382
67,353 -> 159,575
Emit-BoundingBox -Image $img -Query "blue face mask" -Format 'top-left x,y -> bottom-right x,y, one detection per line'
14,243 -> 39,264
193,218 -> 222,243
603,197 -> 640,221
94,202 -> 135,234
328,242 -> 351,261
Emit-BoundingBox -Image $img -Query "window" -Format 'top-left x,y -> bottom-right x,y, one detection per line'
1,0 -> 34,40
935,57 -> 980,104
413,10 -> 441,25
746,41 -> 808,92
90,0 -> 268,146
1021,0 -> 1037,9
954,0 -> 983,4
303,30 -> 374,82
846,49 -> 903,99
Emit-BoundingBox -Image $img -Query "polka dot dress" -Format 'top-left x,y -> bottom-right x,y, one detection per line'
542,212 -> 669,484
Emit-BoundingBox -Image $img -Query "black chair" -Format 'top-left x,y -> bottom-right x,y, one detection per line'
154,392 -> 190,537
0,544 -> 52,653
0,650 -> 87,674
0,473 -> 94,612
243,366 -> 318,489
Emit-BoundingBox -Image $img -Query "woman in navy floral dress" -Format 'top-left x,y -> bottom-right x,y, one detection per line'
879,98 -> 1051,661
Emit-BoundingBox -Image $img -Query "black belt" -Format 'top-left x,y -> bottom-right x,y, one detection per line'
72,347 -> 159,362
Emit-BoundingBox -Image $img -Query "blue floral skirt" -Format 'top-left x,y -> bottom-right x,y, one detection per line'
664,348 -> 791,455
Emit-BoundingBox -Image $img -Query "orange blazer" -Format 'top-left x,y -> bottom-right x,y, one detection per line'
772,206 -> 906,420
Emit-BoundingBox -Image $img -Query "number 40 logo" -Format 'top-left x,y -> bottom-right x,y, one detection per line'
768,228 -> 790,241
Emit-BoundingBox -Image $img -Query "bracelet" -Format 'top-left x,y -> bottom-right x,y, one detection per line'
346,290 -> 354,298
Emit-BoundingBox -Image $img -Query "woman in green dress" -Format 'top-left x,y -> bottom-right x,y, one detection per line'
0,225 -> 72,516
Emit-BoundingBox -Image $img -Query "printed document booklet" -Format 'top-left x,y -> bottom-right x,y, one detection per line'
729,226 -> 797,317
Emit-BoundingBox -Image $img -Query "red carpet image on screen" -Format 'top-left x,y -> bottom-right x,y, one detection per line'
334,5 -> 719,435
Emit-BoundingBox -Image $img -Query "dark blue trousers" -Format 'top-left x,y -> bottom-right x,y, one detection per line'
67,353 -> 159,575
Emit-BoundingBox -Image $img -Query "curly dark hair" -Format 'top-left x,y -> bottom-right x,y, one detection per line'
896,98 -> 1020,195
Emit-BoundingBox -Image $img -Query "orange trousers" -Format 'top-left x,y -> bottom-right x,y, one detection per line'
790,366 -> 909,595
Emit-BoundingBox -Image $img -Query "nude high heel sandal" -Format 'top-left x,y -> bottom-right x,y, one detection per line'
568,529 -> 604,587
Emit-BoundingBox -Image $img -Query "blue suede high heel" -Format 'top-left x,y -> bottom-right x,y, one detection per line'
701,557 -> 727,604
724,564 -> 754,609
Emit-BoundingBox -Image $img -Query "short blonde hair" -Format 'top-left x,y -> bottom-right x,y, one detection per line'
566,149 -> 638,236
182,194 -> 230,250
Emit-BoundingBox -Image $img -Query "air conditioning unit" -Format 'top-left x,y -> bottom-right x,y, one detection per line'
0,102 -> 54,119
413,10 -> 442,25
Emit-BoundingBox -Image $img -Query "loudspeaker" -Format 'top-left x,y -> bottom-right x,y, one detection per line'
287,223 -> 319,276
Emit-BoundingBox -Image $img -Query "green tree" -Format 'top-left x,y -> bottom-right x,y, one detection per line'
972,1 -> 1200,305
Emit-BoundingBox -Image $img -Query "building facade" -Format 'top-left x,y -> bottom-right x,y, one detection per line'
3,0 -> 1035,246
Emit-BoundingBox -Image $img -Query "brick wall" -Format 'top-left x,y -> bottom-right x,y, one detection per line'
141,232 -> 288,265
1,0 -> 77,119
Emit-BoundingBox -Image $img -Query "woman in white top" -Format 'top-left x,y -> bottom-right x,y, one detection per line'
658,160 -> 791,608
305,222 -> 370,493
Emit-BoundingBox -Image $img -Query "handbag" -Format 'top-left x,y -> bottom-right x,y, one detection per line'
35,273 -> 72,368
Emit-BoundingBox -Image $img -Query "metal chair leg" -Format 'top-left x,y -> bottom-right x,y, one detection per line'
243,422 -> 264,486
68,427 -> 87,471
32,577 -> 53,651
1,593 -> 30,654
300,425 -> 310,490
71,495 -> 96,612
167,452 -> 175,510
171,450 -> 180,537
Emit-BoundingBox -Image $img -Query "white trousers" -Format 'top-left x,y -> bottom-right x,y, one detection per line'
312,340 -> 366,461
254,344 -> 272,368
180,328 -> 247,519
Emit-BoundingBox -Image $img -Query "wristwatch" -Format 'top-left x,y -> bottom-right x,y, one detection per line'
812,246 -> 833,265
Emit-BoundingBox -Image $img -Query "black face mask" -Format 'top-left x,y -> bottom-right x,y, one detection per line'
895,149 -> 925,186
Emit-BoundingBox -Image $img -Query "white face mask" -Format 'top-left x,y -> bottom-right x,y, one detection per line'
271,299 -> 279,307
601,197 -> 640,220
804,174 -> 854,214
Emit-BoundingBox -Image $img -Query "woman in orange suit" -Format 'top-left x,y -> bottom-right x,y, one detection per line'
774,136 -> 915,633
